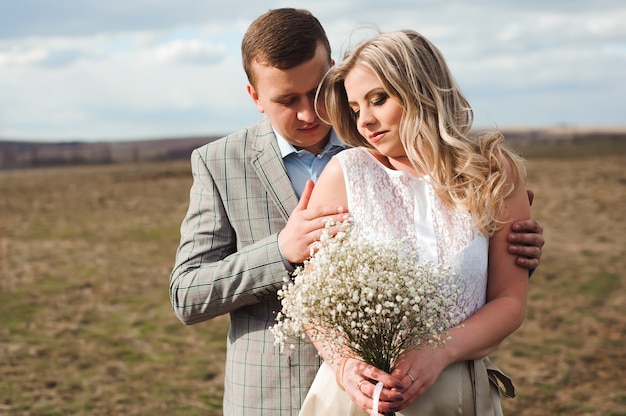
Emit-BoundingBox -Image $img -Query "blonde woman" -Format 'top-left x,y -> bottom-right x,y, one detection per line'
300,29 -> 530,415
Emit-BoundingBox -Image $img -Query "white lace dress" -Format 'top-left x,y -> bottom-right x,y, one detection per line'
298,147 -> 512,416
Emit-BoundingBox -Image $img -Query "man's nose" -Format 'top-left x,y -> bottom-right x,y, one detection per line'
297,96 -> 317,123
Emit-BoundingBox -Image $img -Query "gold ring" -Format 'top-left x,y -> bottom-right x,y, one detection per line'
408,373 -> 415,383
357,379 -> 365,392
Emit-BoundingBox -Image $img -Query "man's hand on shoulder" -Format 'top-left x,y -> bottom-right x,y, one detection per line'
508,218 -> 544,270
279,180 -> 349,265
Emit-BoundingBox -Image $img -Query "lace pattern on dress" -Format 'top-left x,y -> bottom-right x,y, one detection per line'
336,147 -> 488,317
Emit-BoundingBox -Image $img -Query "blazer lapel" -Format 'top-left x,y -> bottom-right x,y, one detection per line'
250,119 -> 299,220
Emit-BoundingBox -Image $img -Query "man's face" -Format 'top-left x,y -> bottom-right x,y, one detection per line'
247,44 -> 332,155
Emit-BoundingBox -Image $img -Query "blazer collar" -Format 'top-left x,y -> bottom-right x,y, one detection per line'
250,119 -> 299,219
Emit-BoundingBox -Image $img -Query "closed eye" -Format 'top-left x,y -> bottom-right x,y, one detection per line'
372,93 -> 388,106
277,97 -> 298,107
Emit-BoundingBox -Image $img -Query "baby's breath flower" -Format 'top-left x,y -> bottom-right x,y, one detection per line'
269,220 -> 464,373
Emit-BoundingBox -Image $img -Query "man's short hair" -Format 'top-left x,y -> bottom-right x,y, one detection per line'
241,8 -> 332,88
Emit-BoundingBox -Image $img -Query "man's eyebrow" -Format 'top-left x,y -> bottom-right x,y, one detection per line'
273,93 -> 295,101
274,87 -> 318,102
272,90 -> 306,103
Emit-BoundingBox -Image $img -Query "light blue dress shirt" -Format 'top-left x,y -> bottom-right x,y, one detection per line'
274,128 -> 346,270
275,129 -> 346,198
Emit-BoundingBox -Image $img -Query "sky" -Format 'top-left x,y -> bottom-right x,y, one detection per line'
1,0 -> 625,142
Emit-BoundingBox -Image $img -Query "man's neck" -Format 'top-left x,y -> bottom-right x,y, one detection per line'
295,132 -> 332,156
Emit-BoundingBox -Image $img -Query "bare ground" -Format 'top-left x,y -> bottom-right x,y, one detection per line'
0,142 -> 624,415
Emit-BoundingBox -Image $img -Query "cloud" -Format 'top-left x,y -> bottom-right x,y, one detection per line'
1,0 -> 625,141
141,39 -> 227,65
0,30 -> 230,69
0,0 -> 247,38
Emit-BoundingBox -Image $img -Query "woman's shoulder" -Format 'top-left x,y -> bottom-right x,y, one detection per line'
477,131 -> 526,186
497,148 -> 526,190
310,157 -> 349,208
337,146 -> 382,166
338,146 -> 369,157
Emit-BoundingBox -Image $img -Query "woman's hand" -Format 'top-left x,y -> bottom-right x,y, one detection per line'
339,358 -> 405,415
390,348 -> 448,410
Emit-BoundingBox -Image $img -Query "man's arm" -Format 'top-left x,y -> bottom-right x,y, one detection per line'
169,151 -> 350,326
169,149 -> 288,325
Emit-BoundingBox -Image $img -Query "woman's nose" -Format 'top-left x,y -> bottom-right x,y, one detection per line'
357,107 -> 375,128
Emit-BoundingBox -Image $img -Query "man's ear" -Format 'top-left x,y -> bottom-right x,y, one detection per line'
526,189 -> 534,206
246,84 -> 265,114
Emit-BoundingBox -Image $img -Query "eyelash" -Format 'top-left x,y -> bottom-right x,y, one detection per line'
280,98 -> 297,106
351,93 -> 388,119
279,91 -> 317,107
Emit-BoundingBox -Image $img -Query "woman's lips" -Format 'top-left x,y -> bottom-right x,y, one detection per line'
369,131 -> 386,143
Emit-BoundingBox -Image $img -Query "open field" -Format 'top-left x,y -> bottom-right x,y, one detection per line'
2,125 -> 625,170
1,139 -> 625,415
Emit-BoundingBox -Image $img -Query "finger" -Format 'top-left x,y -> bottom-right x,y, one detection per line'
516,257 -> 539,270
296,180 -> 315,211
360,368 -> 404,392
358,381 -> 402,414
508,232 -> 544,248
374,384 -> 404,404
509,242 -> 541,257
318,214 -> 351,236
390,359 -> 410,379
402,373 -> 415,391
350,362 -> 402,390
511,218 -> 543,234
309,218 -> 338,242
306,206 -> 349,224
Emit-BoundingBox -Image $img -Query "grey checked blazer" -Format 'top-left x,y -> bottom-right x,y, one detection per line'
170,118 -> 321,415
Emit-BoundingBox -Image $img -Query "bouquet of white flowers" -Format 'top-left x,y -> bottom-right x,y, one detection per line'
271,219 -> 465,376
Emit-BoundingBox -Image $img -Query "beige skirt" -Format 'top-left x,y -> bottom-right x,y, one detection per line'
299,357 -> 515,416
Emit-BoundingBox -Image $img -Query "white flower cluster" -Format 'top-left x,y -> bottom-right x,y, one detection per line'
270,220 -> 465,373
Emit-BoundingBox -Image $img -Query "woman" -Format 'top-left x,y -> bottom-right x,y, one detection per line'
299,29 -> 529,415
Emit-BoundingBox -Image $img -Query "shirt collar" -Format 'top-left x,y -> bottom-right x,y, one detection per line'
275,128 -> 345,159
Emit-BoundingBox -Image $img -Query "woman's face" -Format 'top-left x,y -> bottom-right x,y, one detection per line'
344,64 -> 405,158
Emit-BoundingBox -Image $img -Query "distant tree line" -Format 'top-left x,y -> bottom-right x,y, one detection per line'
0,137 -> 218,170
1,129 -> 624,170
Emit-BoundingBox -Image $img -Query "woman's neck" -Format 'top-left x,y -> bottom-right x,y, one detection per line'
386,155 -> 424,178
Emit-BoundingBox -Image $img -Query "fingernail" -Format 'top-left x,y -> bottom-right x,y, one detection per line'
389,405 -> 400,412
395,395 -> 404,402
396,382 -> 404,389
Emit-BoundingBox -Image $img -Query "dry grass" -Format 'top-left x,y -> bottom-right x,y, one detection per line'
1,140 -> 625,415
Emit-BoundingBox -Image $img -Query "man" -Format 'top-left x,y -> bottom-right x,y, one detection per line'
169,8 -> 544,416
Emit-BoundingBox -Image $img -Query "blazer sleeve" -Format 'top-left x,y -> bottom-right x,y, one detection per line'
169,147 -> 289,325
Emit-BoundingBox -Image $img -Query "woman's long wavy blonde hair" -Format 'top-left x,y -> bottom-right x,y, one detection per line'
319,29 -> 526,236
